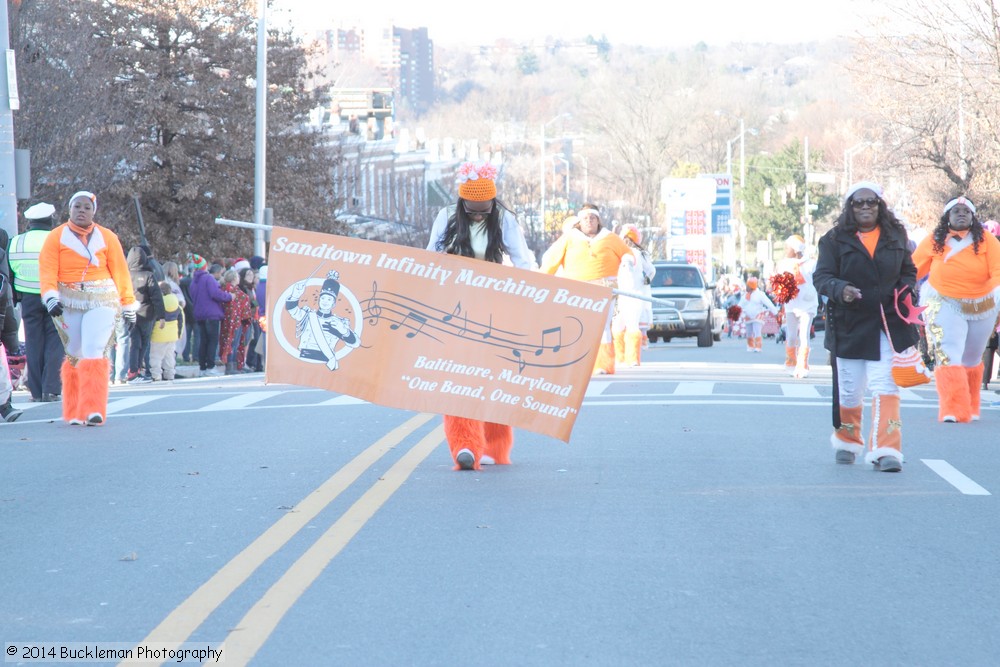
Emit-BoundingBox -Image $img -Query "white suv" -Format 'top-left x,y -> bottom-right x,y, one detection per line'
647,262 -> 724,347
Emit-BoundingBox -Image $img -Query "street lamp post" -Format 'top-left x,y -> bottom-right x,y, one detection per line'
540,113 -> 569,235
843,141 -> 873,192
552,155 -> 570,202
725,118 -> 746,187
578,154 -> 588,203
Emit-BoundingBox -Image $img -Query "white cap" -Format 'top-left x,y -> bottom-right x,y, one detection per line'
24,202 -> 55,219
68,190 -> 97,213
234,259 -> 251,272
844,181 -> 883,203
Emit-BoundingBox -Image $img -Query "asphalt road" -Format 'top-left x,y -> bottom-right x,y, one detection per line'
2,336 -> 999,667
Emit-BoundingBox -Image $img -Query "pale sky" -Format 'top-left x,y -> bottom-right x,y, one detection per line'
273,0 -> 882,48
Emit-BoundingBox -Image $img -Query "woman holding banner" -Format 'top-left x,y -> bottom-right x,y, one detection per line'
38,191 -> 137,425
427,161 -> 534,471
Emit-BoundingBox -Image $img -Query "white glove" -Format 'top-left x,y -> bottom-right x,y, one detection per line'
290,281 -> 306,300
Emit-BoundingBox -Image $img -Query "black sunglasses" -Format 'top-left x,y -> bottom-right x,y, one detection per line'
462,201 -> 493,217
851,197 -> 880,209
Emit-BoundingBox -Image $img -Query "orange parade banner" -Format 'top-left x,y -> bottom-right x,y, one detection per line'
263,226 -> 612,442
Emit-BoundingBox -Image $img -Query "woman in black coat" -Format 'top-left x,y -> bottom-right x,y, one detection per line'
813,181 -> 919,473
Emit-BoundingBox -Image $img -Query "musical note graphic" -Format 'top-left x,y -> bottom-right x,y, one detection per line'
442,302 -> 462,322
481,314 -> 493,340
363,281 -> 382,325
390,311 -> 428,339
537,326 -> 562,355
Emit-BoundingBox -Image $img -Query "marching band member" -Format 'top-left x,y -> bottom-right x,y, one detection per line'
912,196 -> 1000,422
38,191 -> 136,425
427,162 -> 533,470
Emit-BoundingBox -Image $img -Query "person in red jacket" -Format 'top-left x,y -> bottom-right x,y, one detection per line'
912,196 -> 1000,422
38,191 -> 136,425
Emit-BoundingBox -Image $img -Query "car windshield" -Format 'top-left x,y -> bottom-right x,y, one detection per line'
652,267 -> 702,288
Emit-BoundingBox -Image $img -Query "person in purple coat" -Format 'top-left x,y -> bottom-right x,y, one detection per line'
189,262 -> 232,376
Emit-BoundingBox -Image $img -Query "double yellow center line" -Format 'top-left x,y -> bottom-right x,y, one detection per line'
119,413 -> 441,667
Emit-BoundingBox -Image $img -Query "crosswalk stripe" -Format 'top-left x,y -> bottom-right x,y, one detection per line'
197,391 -> 285,412
780,383 -> 822,398
672,381 -> 715,395
584,382 -> 610,397
107,396 -> 169,414
318,395 -> 368,406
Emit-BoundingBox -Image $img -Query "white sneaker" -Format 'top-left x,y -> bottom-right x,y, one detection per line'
205,367 -> 224,376
942,415 -> 957,423
479,455 -> 496,465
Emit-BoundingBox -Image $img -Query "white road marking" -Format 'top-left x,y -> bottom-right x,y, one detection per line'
780,383 -> 822,398
673,381 -> 715,395
318,395 -> 368,406
197,391 -> 285,411
584,382 -> 610,397
922,459 -> 991,496
107,396 -> 169,414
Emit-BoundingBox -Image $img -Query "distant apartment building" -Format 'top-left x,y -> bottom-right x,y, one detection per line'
315,22 -> 435,116
392,27 -> 435,114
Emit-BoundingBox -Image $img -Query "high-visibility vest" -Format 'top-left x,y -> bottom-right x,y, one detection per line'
8,229 -> 50,294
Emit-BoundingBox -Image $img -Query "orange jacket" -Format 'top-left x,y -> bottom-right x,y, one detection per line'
39,223 -> 136,307
540,228 -> 631,281
912,232 -> 1000,299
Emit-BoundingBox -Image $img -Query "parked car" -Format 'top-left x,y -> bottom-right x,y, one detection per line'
647,262 -> 724,347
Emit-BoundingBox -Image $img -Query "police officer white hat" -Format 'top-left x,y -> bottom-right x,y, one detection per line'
23,202 -> 56,220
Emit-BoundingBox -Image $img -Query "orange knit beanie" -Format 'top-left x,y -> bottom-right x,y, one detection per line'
456,161 -> 498,202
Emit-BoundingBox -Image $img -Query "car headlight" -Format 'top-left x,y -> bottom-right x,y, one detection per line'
684,298 -> 707,311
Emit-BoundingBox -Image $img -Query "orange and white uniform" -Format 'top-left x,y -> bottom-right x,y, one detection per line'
40,222 -> 136,314
912,209 -> 1000,423
37,196 -> 137,426
541,227 -> 631,374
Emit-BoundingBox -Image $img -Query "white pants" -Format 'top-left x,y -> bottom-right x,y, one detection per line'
61,307 -> 117,360
923,293 -> 1000,367
836,332 -> 898,407
0,343 -> 12,402
785,307 -> 814,348
745,319 -> 763,339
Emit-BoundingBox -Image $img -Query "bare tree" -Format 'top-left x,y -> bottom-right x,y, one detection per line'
11,0 -> 344,259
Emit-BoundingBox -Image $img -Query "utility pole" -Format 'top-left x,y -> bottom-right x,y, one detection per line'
253,0 -> 267,257
0,1 -> 19,239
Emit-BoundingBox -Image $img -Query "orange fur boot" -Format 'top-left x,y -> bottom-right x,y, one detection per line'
868,394 -> 902,460
624,331 -> 642,367
613,330 -> 626,363
934,365 -> 971,423
831,404 -> 864,459
61,360 -> 81,425
77,357 -> 111,426
966,363 -> 984,421
443,415 -> 486,470
593,342 -> 616,375
784,346 -> 797,371
483,422 -> 513,464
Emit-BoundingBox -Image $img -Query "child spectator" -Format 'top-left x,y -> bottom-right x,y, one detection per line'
219,269 -> 251,374
149,282 -> 183,382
